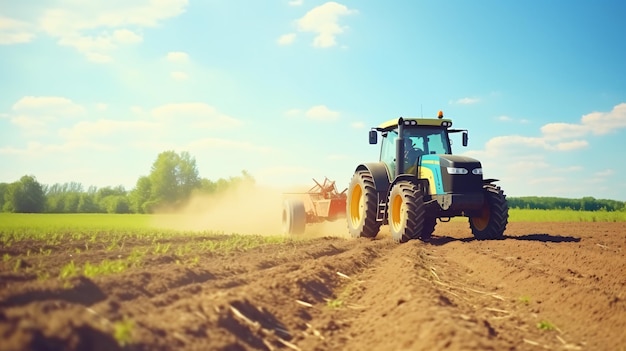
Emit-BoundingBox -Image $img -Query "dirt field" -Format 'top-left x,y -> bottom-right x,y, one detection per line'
1,221 -> 624,351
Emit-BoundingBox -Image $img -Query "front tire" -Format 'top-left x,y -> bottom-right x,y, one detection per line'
422,217 -> 437,241
469,184 -> 508,240
282,199 -> 306,235
347,171 -> 381,238
388,181 -> 425,243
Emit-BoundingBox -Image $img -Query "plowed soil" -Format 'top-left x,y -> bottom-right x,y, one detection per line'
1,222 -> 625,351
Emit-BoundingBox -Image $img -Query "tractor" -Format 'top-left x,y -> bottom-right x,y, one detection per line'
347,111 -> 508,243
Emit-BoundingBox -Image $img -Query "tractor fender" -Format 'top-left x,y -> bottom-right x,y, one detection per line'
389,174 -> 430,195
355,163 -> 391,221
354,163 -> 391,194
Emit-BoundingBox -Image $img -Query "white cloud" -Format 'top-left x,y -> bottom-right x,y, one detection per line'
554,140 -> 588,151
540,122 -> 587,140
284,108 -> 302,118
284,105 -> 340,121
288,0 -> 304,6
170,71 -> 189,80
0,16 -> 36,44
542,103 -> 626,140
277,33 -> 296,46
12,96 -> 85,116
55,29 -> 143,63
295,2 -> 356,48
8,96 -> 84,136
497,115 -> 512,122
483,135 -> 550,155
483,134 -> 588,153
166,51 -> 189,63
594,169 -> 614,177
186,138 -> 272,154
59,119 -> 157,140
451,97 -> 480,105
39,1 -> 188,36
0,140 -> 115,156
38,0 -> 188,62
460,103 -> 626,199
151,102 -> 243,128
113,29 -> 143,44
305,105 -> 340,121
581,103 -> 626,135
10,115 -> 49,130
554,166 -> 583,173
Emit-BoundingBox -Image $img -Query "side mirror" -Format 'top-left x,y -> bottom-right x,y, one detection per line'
369,130 -> 378,144
462,131 -> 468,147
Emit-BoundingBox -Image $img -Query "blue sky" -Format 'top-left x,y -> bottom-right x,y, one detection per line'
1,0 -> 625,200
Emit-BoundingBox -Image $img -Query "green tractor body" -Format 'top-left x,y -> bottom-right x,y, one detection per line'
347,115 -> 508,242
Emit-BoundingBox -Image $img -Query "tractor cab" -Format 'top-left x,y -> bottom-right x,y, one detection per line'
376,125 -> 453,177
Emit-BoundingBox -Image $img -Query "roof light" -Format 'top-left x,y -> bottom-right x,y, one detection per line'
438,110 -> 444,119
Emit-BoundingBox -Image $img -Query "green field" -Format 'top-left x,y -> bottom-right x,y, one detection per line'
1,209 -> 624,235
0,213 -> 292,248
509,209 -> 626,222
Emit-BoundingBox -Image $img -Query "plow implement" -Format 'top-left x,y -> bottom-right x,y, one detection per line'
282,177 -> 347,234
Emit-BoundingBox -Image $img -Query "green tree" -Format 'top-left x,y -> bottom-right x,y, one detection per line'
96,185 -> 127,213
146,151 -> 200,210
77,193 -> 99,213
4,175 -> 46,213
104,195 -> 130,214
0,183 -> 7,211
129,176 -> 151,213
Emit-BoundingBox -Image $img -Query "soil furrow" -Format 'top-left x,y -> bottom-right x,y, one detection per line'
1,222 -> 624,351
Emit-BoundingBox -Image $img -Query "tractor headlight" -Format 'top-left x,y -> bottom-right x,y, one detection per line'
447,167 -> 468,175
472,168 -> 483,175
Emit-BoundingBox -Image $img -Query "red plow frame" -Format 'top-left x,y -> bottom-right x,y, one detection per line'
282,177 -> 347,234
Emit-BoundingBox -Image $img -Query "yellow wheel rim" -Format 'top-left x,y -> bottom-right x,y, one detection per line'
349,184 -> 363,227
472,203 -> 490,231
390,193 -> 404,232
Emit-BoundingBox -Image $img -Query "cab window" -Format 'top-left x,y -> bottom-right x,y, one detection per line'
380,131 -> 397,175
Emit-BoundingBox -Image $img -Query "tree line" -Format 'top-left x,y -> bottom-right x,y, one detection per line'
0,151 -> 254,214
507,196 -> 625,212
2,150 -> 625,214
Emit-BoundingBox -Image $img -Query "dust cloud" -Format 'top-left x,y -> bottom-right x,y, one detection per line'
151,183 -> 350,238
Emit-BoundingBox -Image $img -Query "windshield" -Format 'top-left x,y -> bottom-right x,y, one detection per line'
379,127 -> 451,176
403,127 -> 451,155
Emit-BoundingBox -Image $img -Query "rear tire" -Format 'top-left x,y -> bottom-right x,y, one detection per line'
347,171 -> 381,238
388,181 -> 425,243
469,184 -> 508,240
282,199 -> 306,235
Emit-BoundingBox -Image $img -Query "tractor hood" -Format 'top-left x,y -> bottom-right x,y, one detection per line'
437,155 -> 482,168
418,154 -> 484,195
